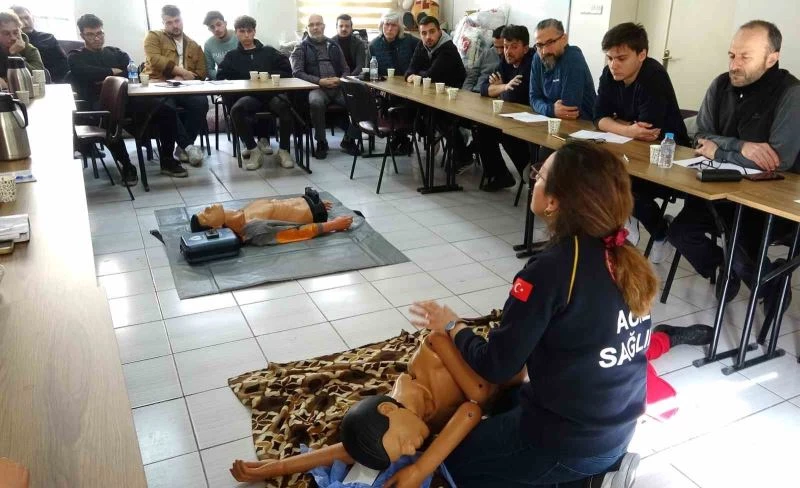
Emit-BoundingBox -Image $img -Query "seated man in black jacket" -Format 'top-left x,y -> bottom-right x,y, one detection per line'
594,22 -> 688,264
68,13 -> 188,181
476,25 -> 533,191
11,5 -> 67,82
217,15 -> 295,170
405,16 -> 471,173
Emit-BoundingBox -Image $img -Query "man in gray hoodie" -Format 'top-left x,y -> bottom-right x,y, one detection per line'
290,14 -> 360,159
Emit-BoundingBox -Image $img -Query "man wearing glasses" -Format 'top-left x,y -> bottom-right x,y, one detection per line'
529,18 -> 595,121
69,13 -> 190,180
594,22 -> 688,264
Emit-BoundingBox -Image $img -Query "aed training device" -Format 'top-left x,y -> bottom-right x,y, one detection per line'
180,227 -> 241,264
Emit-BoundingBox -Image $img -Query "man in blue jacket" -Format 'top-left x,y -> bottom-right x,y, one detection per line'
476,25 -> 535,191
529,18 -> 596,121
217,15 -> 295,170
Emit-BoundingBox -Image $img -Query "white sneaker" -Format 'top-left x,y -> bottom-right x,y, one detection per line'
245,151 -> 263,171
600,452 -> 639,488
649,238 -> 674,264
241,147 -> 253,159
257,138 -> 274,155
185,145 -> 204,167
625,216 -> 640,246
277,149 -> 294,168
173,145 -> 189,162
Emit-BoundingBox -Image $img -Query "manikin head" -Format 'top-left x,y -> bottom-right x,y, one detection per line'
602,22 -> 648,86
203,11 -> 228,40
728,20 -> 781,88
340,395 -> 429,470
193,203 -> 226,230
161,4 -> 183,38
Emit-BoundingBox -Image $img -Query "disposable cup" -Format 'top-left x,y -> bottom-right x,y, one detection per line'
249,71 -> 258,81
492,99 -> 504,114
547,118 -> 561,135
271,74 -> 280,85
649,145 -> 661,165
387,68 -> 395,77
446,87 -> 458,100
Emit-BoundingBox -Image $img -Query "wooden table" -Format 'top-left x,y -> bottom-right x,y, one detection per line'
128,77 -> 318,97
0,85 -> 146,487
129,77 -> 318,174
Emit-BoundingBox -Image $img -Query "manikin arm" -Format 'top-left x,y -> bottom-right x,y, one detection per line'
386,401 -> 482,488
230,442 -> 354,482
425,332 -> 497,404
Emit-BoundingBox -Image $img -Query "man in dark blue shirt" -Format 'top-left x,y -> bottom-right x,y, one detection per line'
476,25 -> 535,191
594,23 -> 688,264
529,18 -> 595,121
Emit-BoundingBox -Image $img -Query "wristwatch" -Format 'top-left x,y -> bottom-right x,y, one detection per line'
444,320 -> 459,338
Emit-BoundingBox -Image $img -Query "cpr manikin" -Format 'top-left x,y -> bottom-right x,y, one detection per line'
191,187 -> 353,245
230,318 -> 524,488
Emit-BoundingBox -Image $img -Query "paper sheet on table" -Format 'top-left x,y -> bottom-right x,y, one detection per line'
498,112 -> 550,123
0,169 -> 35,183
166,79 -> 205,85
569,130 -> 632,144
673,156 -> 762,174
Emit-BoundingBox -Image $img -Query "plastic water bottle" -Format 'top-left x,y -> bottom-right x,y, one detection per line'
369,56 -> 378,81
127,60 -> 139,84
658,132 -> 676,169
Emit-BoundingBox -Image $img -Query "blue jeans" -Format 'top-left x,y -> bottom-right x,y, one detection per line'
444,403 -> 629,488
163,95 -> 209,149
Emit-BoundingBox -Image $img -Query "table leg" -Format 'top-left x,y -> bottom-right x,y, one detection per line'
417,109 -> 462,194
287,94 -> 312,175
694,204 -> 757,367
720,213 -> 775,374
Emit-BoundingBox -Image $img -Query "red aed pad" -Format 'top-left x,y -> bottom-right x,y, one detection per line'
510,278 -> 533,302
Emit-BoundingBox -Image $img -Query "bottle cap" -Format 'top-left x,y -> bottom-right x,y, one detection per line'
665,132 -> 674,139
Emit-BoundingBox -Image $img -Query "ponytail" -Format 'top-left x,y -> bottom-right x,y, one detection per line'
610,244 -> 658,317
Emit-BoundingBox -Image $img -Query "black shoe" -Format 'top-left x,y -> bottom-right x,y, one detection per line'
453,158 -> 475,175
481,173 -> 516,192
121,164 -> 138,187
653,323 -> 714,347
160,159 -> 188,178
340,139 -> 362,156
715,267 -> 741,303
391,135 -> 413,155
315,140 -> 329,160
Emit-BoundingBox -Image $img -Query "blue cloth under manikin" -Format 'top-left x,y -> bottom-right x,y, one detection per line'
303,445 -> 456,488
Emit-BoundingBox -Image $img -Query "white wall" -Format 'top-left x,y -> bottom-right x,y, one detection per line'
71,0 -> 298,65
568,0 -> 632,86
74,0 -> 149,63
732,1 -> 800,76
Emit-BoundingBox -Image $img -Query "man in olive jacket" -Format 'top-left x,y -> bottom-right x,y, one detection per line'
143,4 -> 208,167
0,10 -> 43,90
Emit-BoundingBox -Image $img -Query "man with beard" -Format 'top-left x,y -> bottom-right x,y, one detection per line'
474,25 -> 535,191
10,5 -> 67,81
529,18 -> 595,121
143,4 -> 209,167
69,13 -> 189,181
668,20 -> 800,322
202,11 -> 237,80
291,14 -> 361,159
332,13 -> 367,76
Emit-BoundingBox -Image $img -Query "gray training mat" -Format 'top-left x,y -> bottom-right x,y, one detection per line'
155,192 -> 409,299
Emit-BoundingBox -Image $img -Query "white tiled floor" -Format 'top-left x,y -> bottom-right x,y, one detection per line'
87,136 -> 800,487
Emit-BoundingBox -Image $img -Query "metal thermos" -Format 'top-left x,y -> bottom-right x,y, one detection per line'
6,57 -> 33,95
0,92 -> 30,160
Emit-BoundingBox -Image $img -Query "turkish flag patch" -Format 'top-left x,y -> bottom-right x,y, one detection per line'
510,278 -> 533,302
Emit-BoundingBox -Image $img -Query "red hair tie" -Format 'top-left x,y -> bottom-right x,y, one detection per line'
603,228 -> 629,249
